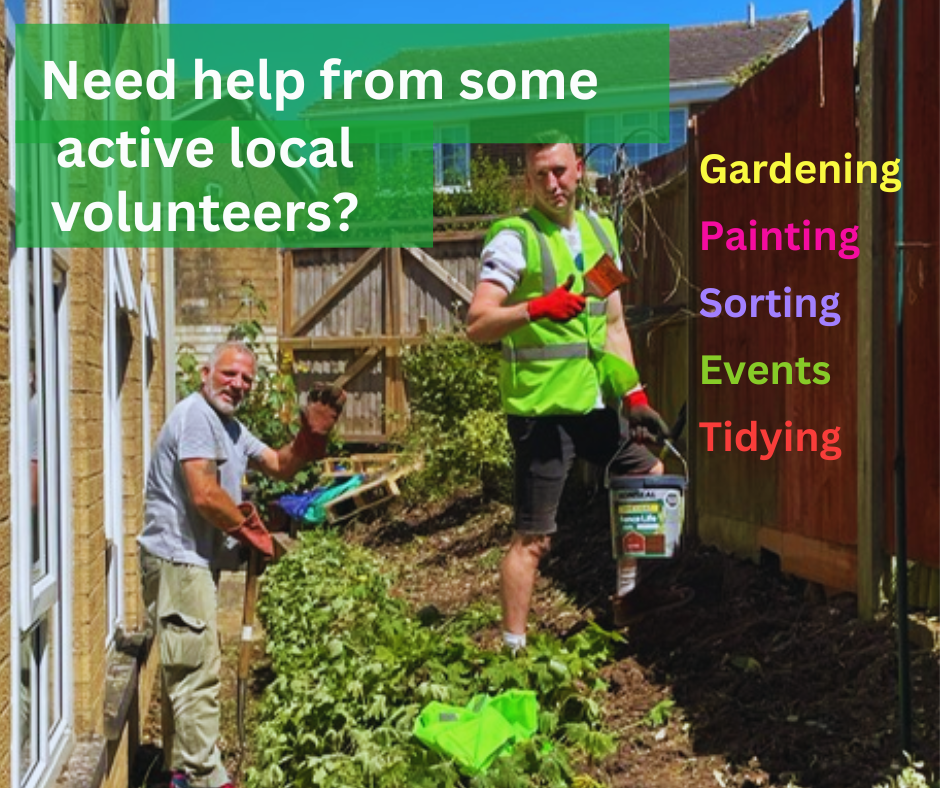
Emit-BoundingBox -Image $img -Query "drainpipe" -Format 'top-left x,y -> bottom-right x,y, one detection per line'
892,0 -> 911,756
158,0 -> 177,414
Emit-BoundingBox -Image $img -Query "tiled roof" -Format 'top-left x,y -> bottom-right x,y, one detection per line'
670,12 -> 811,82
300,12 -> 810,116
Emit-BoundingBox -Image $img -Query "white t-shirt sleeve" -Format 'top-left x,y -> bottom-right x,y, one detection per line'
178,401 -> 229,464
240,426 -> 269,461
479,230 -> 527,293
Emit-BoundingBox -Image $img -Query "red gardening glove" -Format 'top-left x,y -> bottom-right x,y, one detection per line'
230,502 -> 274,560
293,383 -> 347,462
623,389 -> 670,445
307,383 -> 346,427
527,274 -> 585,323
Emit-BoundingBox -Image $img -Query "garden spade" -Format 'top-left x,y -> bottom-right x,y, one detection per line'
237,546 -> 263,747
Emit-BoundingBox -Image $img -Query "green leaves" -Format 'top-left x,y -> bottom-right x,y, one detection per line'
248,532 -> 617,788
643,699 -> 676,729
398,329 -> 512,503
432,155 -> 527,221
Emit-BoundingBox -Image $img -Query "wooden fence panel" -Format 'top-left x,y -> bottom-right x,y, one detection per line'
622,149 -> 690,457
692,1 -> 859,586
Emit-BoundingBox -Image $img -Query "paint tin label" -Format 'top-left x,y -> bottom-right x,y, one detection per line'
610,482 -> 685,559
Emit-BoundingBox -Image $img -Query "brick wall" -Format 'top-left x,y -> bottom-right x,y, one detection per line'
70,246 -> 108,735
176,246 -> 281,357
10,0 -> 164,778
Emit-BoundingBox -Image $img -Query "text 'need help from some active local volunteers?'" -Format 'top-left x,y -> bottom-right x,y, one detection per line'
17,24 -> 669,248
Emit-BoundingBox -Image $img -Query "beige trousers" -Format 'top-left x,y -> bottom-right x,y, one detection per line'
140,548 -> 229,788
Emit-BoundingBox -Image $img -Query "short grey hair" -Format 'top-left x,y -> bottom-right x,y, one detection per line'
204,340 -> 257,372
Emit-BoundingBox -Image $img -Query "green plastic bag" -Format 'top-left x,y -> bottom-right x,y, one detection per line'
413,690 -> 539,775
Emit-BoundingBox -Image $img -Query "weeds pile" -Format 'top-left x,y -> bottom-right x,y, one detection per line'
248,531 -> 620,788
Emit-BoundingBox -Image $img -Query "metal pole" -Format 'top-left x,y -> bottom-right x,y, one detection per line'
892,0 -> 912,755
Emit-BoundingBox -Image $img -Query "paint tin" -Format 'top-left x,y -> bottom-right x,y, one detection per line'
609,475 -> 687,559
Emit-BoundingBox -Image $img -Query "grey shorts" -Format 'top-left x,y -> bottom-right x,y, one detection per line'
508,408 -> 659,535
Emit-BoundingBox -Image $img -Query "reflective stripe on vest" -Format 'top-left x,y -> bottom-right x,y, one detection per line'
520,212 -> 556,293
584,212 -> 617,261
502,342 -> 589,362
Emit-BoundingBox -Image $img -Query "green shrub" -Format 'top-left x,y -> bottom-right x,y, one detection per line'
399,330 -> 511,501
403,329 -> 501,430
874,755 -> 939,788
433,154 -> 526,220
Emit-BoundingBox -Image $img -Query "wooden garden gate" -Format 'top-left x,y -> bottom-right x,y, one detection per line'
281,227 -> 485,443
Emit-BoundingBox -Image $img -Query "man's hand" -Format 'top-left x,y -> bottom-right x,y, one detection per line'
304,383 -> 346,437
623,390 -> 670,444
280,383 -> 348,470
527,274 -> 585,323
229,502 -> 274,560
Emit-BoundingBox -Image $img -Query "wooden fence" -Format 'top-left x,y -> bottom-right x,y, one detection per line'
622,148 -> 691,458
691,1 -> 861,589
280,223 -> 485,443
875,0 -> 939,571
681,0 -> 938,591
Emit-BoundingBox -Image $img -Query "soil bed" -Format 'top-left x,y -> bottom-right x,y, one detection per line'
138,484 -> 939,788
351,485 -> 939,788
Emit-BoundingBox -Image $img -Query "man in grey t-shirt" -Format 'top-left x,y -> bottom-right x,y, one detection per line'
139,340 -> 344,788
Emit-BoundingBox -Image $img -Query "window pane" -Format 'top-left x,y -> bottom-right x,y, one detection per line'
29,251 -> 48,582
621,112 -> 651,144
669,109 -> 686,144
439,126 -> 466,146
20,634 -> 33,781
8,0 -> 25,24
49,608 -> 59,730
625,143 -> 652,166
440,144 -> 468,186
586,116 -> 615,175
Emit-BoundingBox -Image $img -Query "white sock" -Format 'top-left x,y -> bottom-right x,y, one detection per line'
502,631 -> 526,652
617,558 -> 638,596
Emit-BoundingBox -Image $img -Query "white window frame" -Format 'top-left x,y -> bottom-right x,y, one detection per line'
103,247 -> 136,644
585,106 -> 689,174
10,246 -> 73,788
10,0 -> 73,781
141,250 -> 158,485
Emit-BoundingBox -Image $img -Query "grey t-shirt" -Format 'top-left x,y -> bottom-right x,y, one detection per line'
138,391 -> 269,568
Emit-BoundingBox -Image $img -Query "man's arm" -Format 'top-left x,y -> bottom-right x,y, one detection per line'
604,289 -> 639,372
468,277 -> 587,345
251,441 -> 317,482
181,458 -> 244,532
466,281 -> 530,344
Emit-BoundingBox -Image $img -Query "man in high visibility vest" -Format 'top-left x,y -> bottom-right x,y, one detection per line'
467,138 -> 683,651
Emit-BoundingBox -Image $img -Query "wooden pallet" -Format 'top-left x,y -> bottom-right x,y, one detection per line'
322,453 -> 405,479
323,474 -> 403,524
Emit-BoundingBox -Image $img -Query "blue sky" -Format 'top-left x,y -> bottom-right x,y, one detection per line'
172,0 -> 849,28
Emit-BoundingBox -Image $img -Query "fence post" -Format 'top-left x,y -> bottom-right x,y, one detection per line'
857,0 -> 887,621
